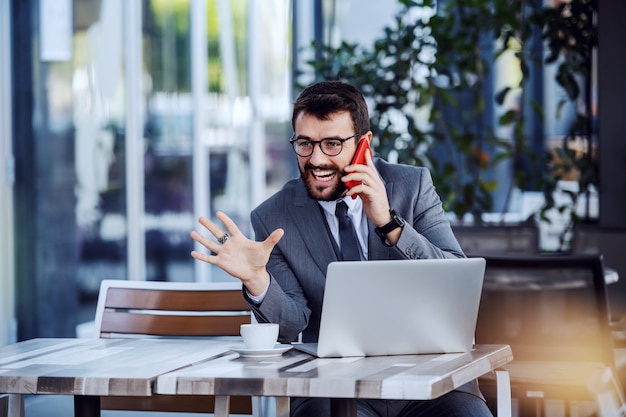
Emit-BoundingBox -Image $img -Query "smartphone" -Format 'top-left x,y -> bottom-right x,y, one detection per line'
345,139 -> 372,197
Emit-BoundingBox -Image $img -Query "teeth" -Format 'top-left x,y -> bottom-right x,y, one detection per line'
312,170 -> 335,180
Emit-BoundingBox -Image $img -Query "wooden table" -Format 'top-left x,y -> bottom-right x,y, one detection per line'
0,338 -> 235,417
0,338 -> 512,417
156,343 -> 513,417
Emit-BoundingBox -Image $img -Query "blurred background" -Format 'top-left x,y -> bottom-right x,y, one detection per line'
1,0 -> 625,348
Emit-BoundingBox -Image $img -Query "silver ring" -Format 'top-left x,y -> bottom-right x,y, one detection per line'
218,233 -> 230,244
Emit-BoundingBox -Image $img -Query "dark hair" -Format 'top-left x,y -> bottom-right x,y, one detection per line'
292,80 -> 370,135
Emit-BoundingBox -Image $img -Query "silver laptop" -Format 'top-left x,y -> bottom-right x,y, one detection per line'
294,258 -> 485,358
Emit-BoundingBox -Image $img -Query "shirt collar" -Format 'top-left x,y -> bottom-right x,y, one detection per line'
318,196 -> 362,216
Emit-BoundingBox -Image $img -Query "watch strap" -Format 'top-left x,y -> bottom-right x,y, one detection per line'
374,209 -> 404,244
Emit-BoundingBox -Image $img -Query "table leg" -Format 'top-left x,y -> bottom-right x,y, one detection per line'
275,397 -> 290,417
73,395 -> 100,417
214,395 -> 230,417
495,370 -> 511,417
7,394 -> 23,417
330,398 -> 356,417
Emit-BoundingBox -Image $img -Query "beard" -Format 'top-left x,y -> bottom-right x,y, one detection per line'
300,162 -> 348,202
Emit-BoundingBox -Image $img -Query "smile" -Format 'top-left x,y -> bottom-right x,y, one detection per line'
310,169 -> 337,182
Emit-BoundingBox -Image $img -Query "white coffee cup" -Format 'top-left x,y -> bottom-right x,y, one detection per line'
240,323 -> 279,350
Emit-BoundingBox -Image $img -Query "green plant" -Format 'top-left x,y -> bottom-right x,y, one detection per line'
299,0 -> 545,221
535,0 -> 598,250
298,0 -> 597,233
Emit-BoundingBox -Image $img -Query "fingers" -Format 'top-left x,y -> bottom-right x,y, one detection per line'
191,214 -> 233,258
215,211 -> 242,237
190,230 -> 221,254
344,161 -> 378,197
190,212 -> 282,286
190,249 -> 218,265
192,211 -> 283,255
344,160 -> 390,220
196,211 -> 239,241
265,228 -> 284,249
197,216 -> 225,239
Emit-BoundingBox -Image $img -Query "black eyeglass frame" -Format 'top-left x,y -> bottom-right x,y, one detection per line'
289,133 -> 361,157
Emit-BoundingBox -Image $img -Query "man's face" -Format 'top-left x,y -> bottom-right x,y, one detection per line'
293,111 -> 359,201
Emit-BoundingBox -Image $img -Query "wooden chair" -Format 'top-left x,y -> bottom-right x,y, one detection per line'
570,225 -> 626,347
94,279 -> 255,416
474,254 -> 626,417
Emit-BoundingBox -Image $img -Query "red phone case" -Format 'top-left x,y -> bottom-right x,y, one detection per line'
345,139 -> 371,196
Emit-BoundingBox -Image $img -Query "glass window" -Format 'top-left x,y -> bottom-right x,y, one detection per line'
22,0 -> 294,334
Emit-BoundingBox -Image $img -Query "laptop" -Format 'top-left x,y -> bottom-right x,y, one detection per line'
294,257 -> 486,358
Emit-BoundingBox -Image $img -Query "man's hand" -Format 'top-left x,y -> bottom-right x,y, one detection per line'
343,151 -> 391,224
343,152 -> 402,245
190,211 -> 284,296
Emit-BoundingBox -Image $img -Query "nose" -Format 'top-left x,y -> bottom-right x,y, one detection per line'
307,143 -> 329,164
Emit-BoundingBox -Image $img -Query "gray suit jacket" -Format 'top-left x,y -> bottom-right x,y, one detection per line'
247,158 -> 482,399
248,158 -> 464,342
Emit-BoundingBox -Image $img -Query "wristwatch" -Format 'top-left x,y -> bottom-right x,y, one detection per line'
374,209 -> 405,246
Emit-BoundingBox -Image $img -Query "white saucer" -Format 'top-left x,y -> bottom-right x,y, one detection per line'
229,344 -> 293,358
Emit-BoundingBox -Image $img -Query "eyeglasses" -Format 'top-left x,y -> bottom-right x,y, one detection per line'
289,133 -> 361,157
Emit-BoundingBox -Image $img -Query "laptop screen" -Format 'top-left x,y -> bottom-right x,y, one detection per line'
303,258 -> 485,358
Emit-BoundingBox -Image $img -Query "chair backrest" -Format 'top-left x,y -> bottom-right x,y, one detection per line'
94,279 -> 251,338
452,223 -> 540,256
94,279 -> 255,415
474,253 -> 615,367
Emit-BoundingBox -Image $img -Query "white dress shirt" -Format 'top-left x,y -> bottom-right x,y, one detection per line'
318,197 -> 369,261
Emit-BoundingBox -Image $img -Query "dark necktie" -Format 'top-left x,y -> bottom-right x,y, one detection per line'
335,201 -> 361,261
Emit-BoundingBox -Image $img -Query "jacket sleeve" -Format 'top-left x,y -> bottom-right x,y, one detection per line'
385,165 -> 465,260
245,209 -> 312,343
